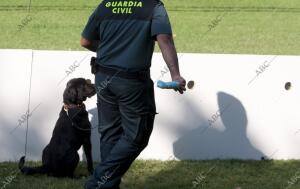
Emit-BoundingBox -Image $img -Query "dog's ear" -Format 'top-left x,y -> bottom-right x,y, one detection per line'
63,86 -> 77,104
86,79 -> 91,84
76,85 -> 87,103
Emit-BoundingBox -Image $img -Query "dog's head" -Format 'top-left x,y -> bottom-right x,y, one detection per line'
63,78 -> 96,105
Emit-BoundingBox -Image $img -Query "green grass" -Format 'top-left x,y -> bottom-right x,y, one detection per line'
1,160 -> 300,189
1,0 -> 300,54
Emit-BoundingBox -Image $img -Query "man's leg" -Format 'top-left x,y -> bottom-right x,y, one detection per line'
85,77 -> 156,189
96,73 -> 124,161
85,73 -> 123,189
97,96 -> 123,162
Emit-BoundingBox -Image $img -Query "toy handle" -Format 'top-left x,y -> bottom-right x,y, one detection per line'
157,80 -> 180,89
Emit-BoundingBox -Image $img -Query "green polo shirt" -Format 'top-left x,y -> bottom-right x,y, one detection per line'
82,1 -> 172,71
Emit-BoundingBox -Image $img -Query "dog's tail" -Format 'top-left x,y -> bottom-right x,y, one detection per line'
18,156 -> 47,175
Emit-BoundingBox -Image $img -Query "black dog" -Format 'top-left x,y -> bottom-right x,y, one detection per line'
18,78 -> 96,177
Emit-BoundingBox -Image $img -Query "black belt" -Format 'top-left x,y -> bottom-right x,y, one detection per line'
95,65 -> 150,81
90,57 -> 150,80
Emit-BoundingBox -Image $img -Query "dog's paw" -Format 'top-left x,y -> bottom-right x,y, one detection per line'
88,166 -> 94,175
18,156 -> 25,170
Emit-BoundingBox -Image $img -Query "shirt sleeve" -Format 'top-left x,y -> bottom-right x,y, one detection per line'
81,10 -> 101,41
151,2 -> 173,38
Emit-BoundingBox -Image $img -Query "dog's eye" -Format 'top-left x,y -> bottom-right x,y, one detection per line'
86,79 -> 91,84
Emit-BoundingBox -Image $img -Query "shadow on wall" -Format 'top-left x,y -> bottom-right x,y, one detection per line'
0,115 -> 45,162
173,91 -> 264,160
140,92 -> 267,189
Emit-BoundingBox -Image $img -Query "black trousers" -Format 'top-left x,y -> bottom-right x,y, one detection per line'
85,72 -> 156,189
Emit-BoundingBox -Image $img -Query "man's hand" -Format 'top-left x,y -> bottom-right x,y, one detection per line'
172,75 -> 186,94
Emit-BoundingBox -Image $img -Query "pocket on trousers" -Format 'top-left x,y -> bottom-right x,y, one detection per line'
133,113 -> 155,147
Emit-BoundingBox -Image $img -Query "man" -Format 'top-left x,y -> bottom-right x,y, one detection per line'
81,0 -> 186,188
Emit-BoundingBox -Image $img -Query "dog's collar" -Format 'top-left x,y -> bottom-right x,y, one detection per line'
63,103 -> 85,112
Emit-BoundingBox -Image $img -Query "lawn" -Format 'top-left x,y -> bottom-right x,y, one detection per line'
1,160 -> 300,189
0,0 -> 300,54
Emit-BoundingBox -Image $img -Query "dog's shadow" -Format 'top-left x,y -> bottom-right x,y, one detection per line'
82,108 -> 101,162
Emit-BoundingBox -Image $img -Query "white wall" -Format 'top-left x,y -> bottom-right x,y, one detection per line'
0,49 -> 299,161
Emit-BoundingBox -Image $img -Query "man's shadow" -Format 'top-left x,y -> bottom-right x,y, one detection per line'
173,91 -> 264,160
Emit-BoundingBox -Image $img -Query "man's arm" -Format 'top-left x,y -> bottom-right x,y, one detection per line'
157,34 -> 186,94
80,37 -> 100,52
81,6 -> 101,52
